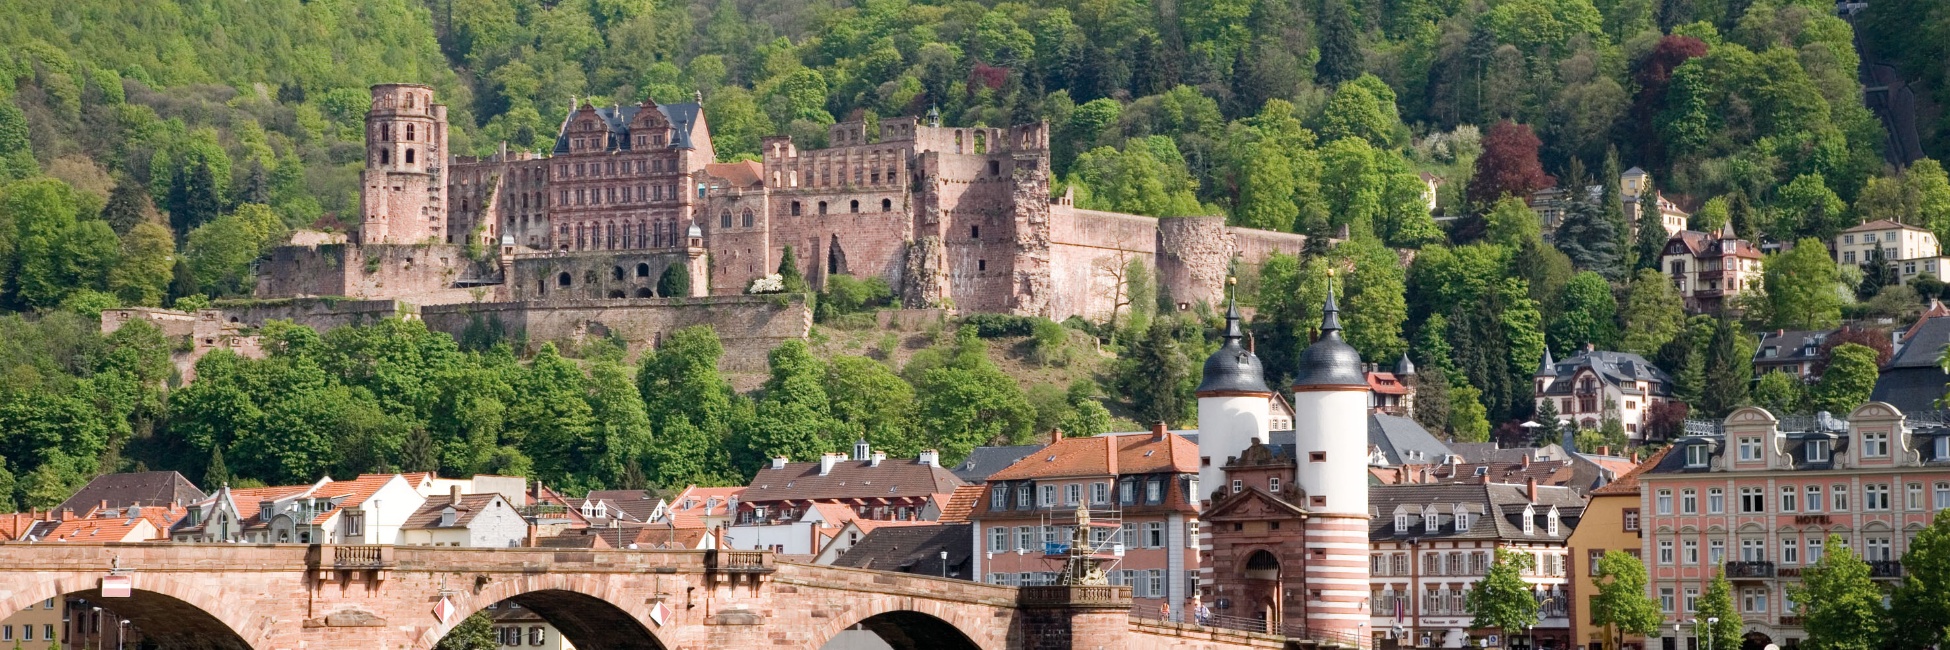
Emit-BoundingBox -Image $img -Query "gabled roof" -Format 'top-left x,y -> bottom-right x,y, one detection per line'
661,485 -> 743,528
0,513 -> 54,541
225,485 -> 315,522
744,458 -> 964,503
401,494 -> 506,530
1201,486 -> 1309,522
553,102 -> 703,153
1369,413 -> 1453,466
55,471 -> 205,516
1589,447 -> 1672,496
42,516 -> 162,543
307,474 -> 412,525
831,523 -> 974,578
951,445 -> 1042,483
1369,482 -> 1585,542
936,484 -> 984,523
987,432 -> 1198,481
1843,219 -> 1930,233
1539,350 -> 1674,396
584,489 -> 664,522
705,161 -> 763,189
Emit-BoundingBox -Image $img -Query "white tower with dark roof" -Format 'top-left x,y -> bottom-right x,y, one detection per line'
1290,285 -> 1372,641
1195,283 -> 1273,501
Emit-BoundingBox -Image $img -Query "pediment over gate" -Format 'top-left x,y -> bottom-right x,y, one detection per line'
1204,487 -> 1309,522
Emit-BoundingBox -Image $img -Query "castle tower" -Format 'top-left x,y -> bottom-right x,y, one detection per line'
1290,286 -> 1372,643
1194,282 -> 1272,499
359,84 -> 449,245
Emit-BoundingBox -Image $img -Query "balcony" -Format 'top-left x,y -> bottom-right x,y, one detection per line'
1870,560 -> 1904,579
1725,561 -> 1775,579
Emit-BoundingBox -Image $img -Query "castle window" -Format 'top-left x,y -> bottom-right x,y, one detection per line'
406,124 -> 416,141
636,263 -> 650,278
637,222 -> 648,248
742,210 -> 754,227
850,200 -> 859,213
575,224 -> 586,249
558,272 -> 572,287
380,124 -> 391,140
721,211 -> 733,228
791,201 -> 802,216
978,259 -> 987,271
613,266 -> 626,281
971,225 -> 980,239
380,149 -> 391,165
622,223 -> 634,248
881,199 -> 892,212
405,148 -> 415,164
989,160 -> 1000,176
818,201 -> 828,215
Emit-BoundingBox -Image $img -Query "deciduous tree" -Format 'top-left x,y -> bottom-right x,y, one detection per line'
1467,548 -> 1540,636
1591,551 -> 1663,650
1467,121 -> 1555,207
1813,343 -> 1879,413
1788,534 -> 1887,650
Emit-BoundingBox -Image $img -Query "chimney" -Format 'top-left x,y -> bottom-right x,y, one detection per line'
1521,455 -> 1531,468
1105,436 -> 1118,478
1051,428 -> 1063,445
1632,450 -> 1642,464
1527,477 -> 1539,503
1599,445 -> 1611,457
1151,421 -> 1168,442
451,485 -> 463,505
771,456 -> 788,470
871,451 -> 886,467
918,450 -> 939,467
527,521 -> 539,547
819,453 -> 842,476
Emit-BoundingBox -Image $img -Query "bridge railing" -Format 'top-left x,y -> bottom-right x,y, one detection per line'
331,545 -> 392,568
1019,585 -> 1130,608
705,549 -> 774,573
1283,621 -> 1367,649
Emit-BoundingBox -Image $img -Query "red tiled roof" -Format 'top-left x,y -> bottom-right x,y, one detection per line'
987,432 -> 1198,482
1589,447 -> 1673,496
665,485 -> 744,528
43,517 -> 161,543
0,513 -> 52,541
226,485 -> 314,521
308,474 -> 402,524
706,161 -> 764,189
936,484 -> 984,523
1367,371 -> 1408,395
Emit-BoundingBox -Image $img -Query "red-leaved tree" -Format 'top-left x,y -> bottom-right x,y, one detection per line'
1812,326 -> 1894,376
1466,120 -> 1555,207
1630,35 -> 1709,168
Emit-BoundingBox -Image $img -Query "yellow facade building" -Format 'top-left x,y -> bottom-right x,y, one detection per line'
1568,448 -> 1669,650
0,596 -> 62,649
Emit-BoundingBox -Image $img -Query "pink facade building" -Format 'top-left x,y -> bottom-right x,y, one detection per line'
1637,403 -> 1950,650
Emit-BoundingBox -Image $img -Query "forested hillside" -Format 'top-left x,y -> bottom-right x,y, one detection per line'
2,0 -> 1949,503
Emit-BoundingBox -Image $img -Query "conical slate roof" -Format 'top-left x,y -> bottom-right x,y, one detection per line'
1293,285 -> 1366,388
1196,290 -> 1273,395
1395,352 -> 1416,377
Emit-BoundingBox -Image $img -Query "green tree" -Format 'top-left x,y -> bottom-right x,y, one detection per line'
824,355 -> 916,454
1548,271 -> 1620,355
1633,201 -> 1670,272
1315,0 -> 1362,85
0,104 -> 35,182
776,245 -> 809,293
1467,548 -> 1540,637
506,344 -> 599,491
1700,318 -> 1751,417
1775,173 -> 1848,242
1812,343 -> 1879,413
1788,534 -> 1887,650
108,222 -> 175,307
740,339 -> 835,471
1762,239 -> 1845,330
1620,269 -> 1686,357
657,263 -> 691,297
1590,550 -> 1664,650
1556,198 -> 1624,280
1890,510 -> 1950,650
637,326 -> 739,487
1070,137 -> 1203,217
1484,197 -> 1544,247
911,329 -> 1035,463
1338,237 -> 1409,361
101,177 -> 157,236
1694,569 -> 1742,650
1449,381 -> 1491,442
434,611 -> 496,650
1751,371 -> 1807,413
1319,75 -> 1402,147
1116,316 -> 1198,426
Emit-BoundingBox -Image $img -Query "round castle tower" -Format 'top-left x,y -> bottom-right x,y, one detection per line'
360,83 -> 449,245
1194,283 -> 1273,498
1291,285 -> 1372,641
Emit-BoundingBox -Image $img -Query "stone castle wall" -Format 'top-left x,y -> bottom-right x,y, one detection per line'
1047,207 -> 1160,321
211,298 -> 416,331
255,243 -> 499,305
418,295 -> 809,372
506,249 -> 706,301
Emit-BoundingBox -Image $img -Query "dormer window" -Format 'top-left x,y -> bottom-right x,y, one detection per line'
991,486 -> 1008,510
1685,444 -> 1710,468
1454,504 -> 1471,532
1546,506 -> 1560,536
1738,437 -> 1761,461
1423,505 -> 1439,533
1807,439 -> 1831,463
1522,505 -> 1536,535
1863,431 -> 1890,457
1394,506 -> 1410,532
1935,436 -> 1949,460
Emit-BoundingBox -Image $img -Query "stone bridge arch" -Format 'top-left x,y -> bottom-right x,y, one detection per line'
413,572 -> 671,650
811,604 -> 991,650
0,571 -> 258,649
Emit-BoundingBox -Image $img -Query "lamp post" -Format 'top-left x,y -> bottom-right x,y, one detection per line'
1705,618 -> 1719,650
940,550 -> 949,578
91,607 -> 102,650
117,619 -> 129,650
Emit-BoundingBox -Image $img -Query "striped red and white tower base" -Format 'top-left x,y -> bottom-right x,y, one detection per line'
1304,513 -> 1372,646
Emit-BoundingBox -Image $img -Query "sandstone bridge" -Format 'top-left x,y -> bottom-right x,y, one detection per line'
0,544 -> 1294,650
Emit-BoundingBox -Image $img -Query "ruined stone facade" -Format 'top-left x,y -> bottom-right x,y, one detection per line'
262,85 -> 1310,321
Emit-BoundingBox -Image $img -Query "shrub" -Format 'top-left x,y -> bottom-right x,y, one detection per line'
961,313 -> 1038,338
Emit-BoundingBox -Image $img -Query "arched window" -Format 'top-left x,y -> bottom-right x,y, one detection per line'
850,200 -> 859,213
653,221 -> 664,248
606,222 -> 617,249
379,149 -> 390,165
557,272 -> 573,287
818,201 -> 828,215
405,148 -> 416,164
721,211 -> 733,228
881,198 -> 892,212
406,124 -> 416,141
742,209 -> 754,227
791,201 -> 802,216
636,221 -> 648,248
575,224 -> 586,250
636,263 -> 651,278
613,266 -> 626,281
622,222 -> 634,248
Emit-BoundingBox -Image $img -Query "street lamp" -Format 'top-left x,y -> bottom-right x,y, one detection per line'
1705,618 -> 1720,650
90,607 -> 101,650
117,620 -> 129,650
940,550 -> 949,578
